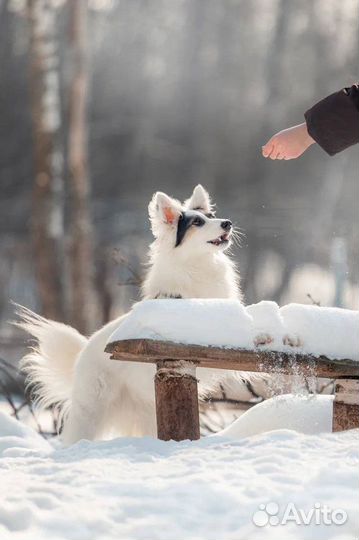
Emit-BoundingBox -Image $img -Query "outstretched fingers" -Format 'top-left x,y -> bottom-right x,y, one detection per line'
262,141 -> 273,158
262,138 -> 285,160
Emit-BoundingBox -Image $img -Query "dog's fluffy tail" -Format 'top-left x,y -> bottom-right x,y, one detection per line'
15,305 -> 88,426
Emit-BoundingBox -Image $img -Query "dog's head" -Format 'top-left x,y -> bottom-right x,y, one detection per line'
148,185 -> 233,254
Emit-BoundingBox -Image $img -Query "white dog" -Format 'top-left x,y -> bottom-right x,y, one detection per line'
18,185 -> 243,445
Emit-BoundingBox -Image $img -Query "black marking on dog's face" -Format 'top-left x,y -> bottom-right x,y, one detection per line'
175,210 -> 205,247
193,207 -> 215,219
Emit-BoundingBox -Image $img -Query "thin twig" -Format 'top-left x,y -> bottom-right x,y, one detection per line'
307,293 -> 321,306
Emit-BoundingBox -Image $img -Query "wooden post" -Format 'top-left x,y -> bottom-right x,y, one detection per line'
154,361 -> 200,441
333,379 -> 359,432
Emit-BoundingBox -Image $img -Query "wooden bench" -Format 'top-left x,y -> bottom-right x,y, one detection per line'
105,339 -> 359,441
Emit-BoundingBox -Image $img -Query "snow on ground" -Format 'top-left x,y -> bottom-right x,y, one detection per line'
0,408 -> 358,540
108,299 -> 359,361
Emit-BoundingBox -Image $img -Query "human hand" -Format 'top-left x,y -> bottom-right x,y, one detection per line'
262,122 -> 315,160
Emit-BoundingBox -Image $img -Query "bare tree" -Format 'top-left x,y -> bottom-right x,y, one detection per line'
27,0 -> 65,320
67,0 -> 98,334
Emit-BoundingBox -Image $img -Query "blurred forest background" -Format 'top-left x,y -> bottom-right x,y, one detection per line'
0,0 -> 358,371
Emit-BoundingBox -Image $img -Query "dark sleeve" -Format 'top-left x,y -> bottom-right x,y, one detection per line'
304,84 -> 359,156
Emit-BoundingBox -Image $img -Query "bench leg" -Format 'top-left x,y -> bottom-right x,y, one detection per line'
332,379 -> 359,432
155,360 -> 200,441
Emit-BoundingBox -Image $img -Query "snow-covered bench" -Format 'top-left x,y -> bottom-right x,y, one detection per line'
105,300 -> 359,441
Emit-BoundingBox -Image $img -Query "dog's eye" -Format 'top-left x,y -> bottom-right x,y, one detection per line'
205,212 -> 215,219
192,217 -> 204,227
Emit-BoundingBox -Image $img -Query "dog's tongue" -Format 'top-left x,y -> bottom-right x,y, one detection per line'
216,235 -> 226,245
209,233 -> 230,245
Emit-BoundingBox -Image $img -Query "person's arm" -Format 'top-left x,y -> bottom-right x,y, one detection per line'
304,84 -> 359,155
262,84 -> 359,160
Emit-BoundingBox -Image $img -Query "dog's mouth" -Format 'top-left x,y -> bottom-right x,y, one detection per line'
207,232 -> 231,246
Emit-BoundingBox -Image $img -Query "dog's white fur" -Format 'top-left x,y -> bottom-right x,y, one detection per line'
18,185 -> 242,445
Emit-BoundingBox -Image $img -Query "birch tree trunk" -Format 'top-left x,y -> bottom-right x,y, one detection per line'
68,0 -> 98,334
28,0 -> 65,320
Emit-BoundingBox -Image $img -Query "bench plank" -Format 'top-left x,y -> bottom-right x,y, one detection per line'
106,338 -> 359,379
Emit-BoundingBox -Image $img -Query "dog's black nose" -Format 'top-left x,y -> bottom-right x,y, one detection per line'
221,220 -> 232,231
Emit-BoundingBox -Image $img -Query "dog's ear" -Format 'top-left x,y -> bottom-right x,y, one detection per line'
184,184 -> 213,214
148,192 -> 182,236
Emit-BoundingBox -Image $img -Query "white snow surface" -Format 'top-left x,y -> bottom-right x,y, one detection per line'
217,394 -> 334,438
0,406 -> 358,540
108,299 -> 359,361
